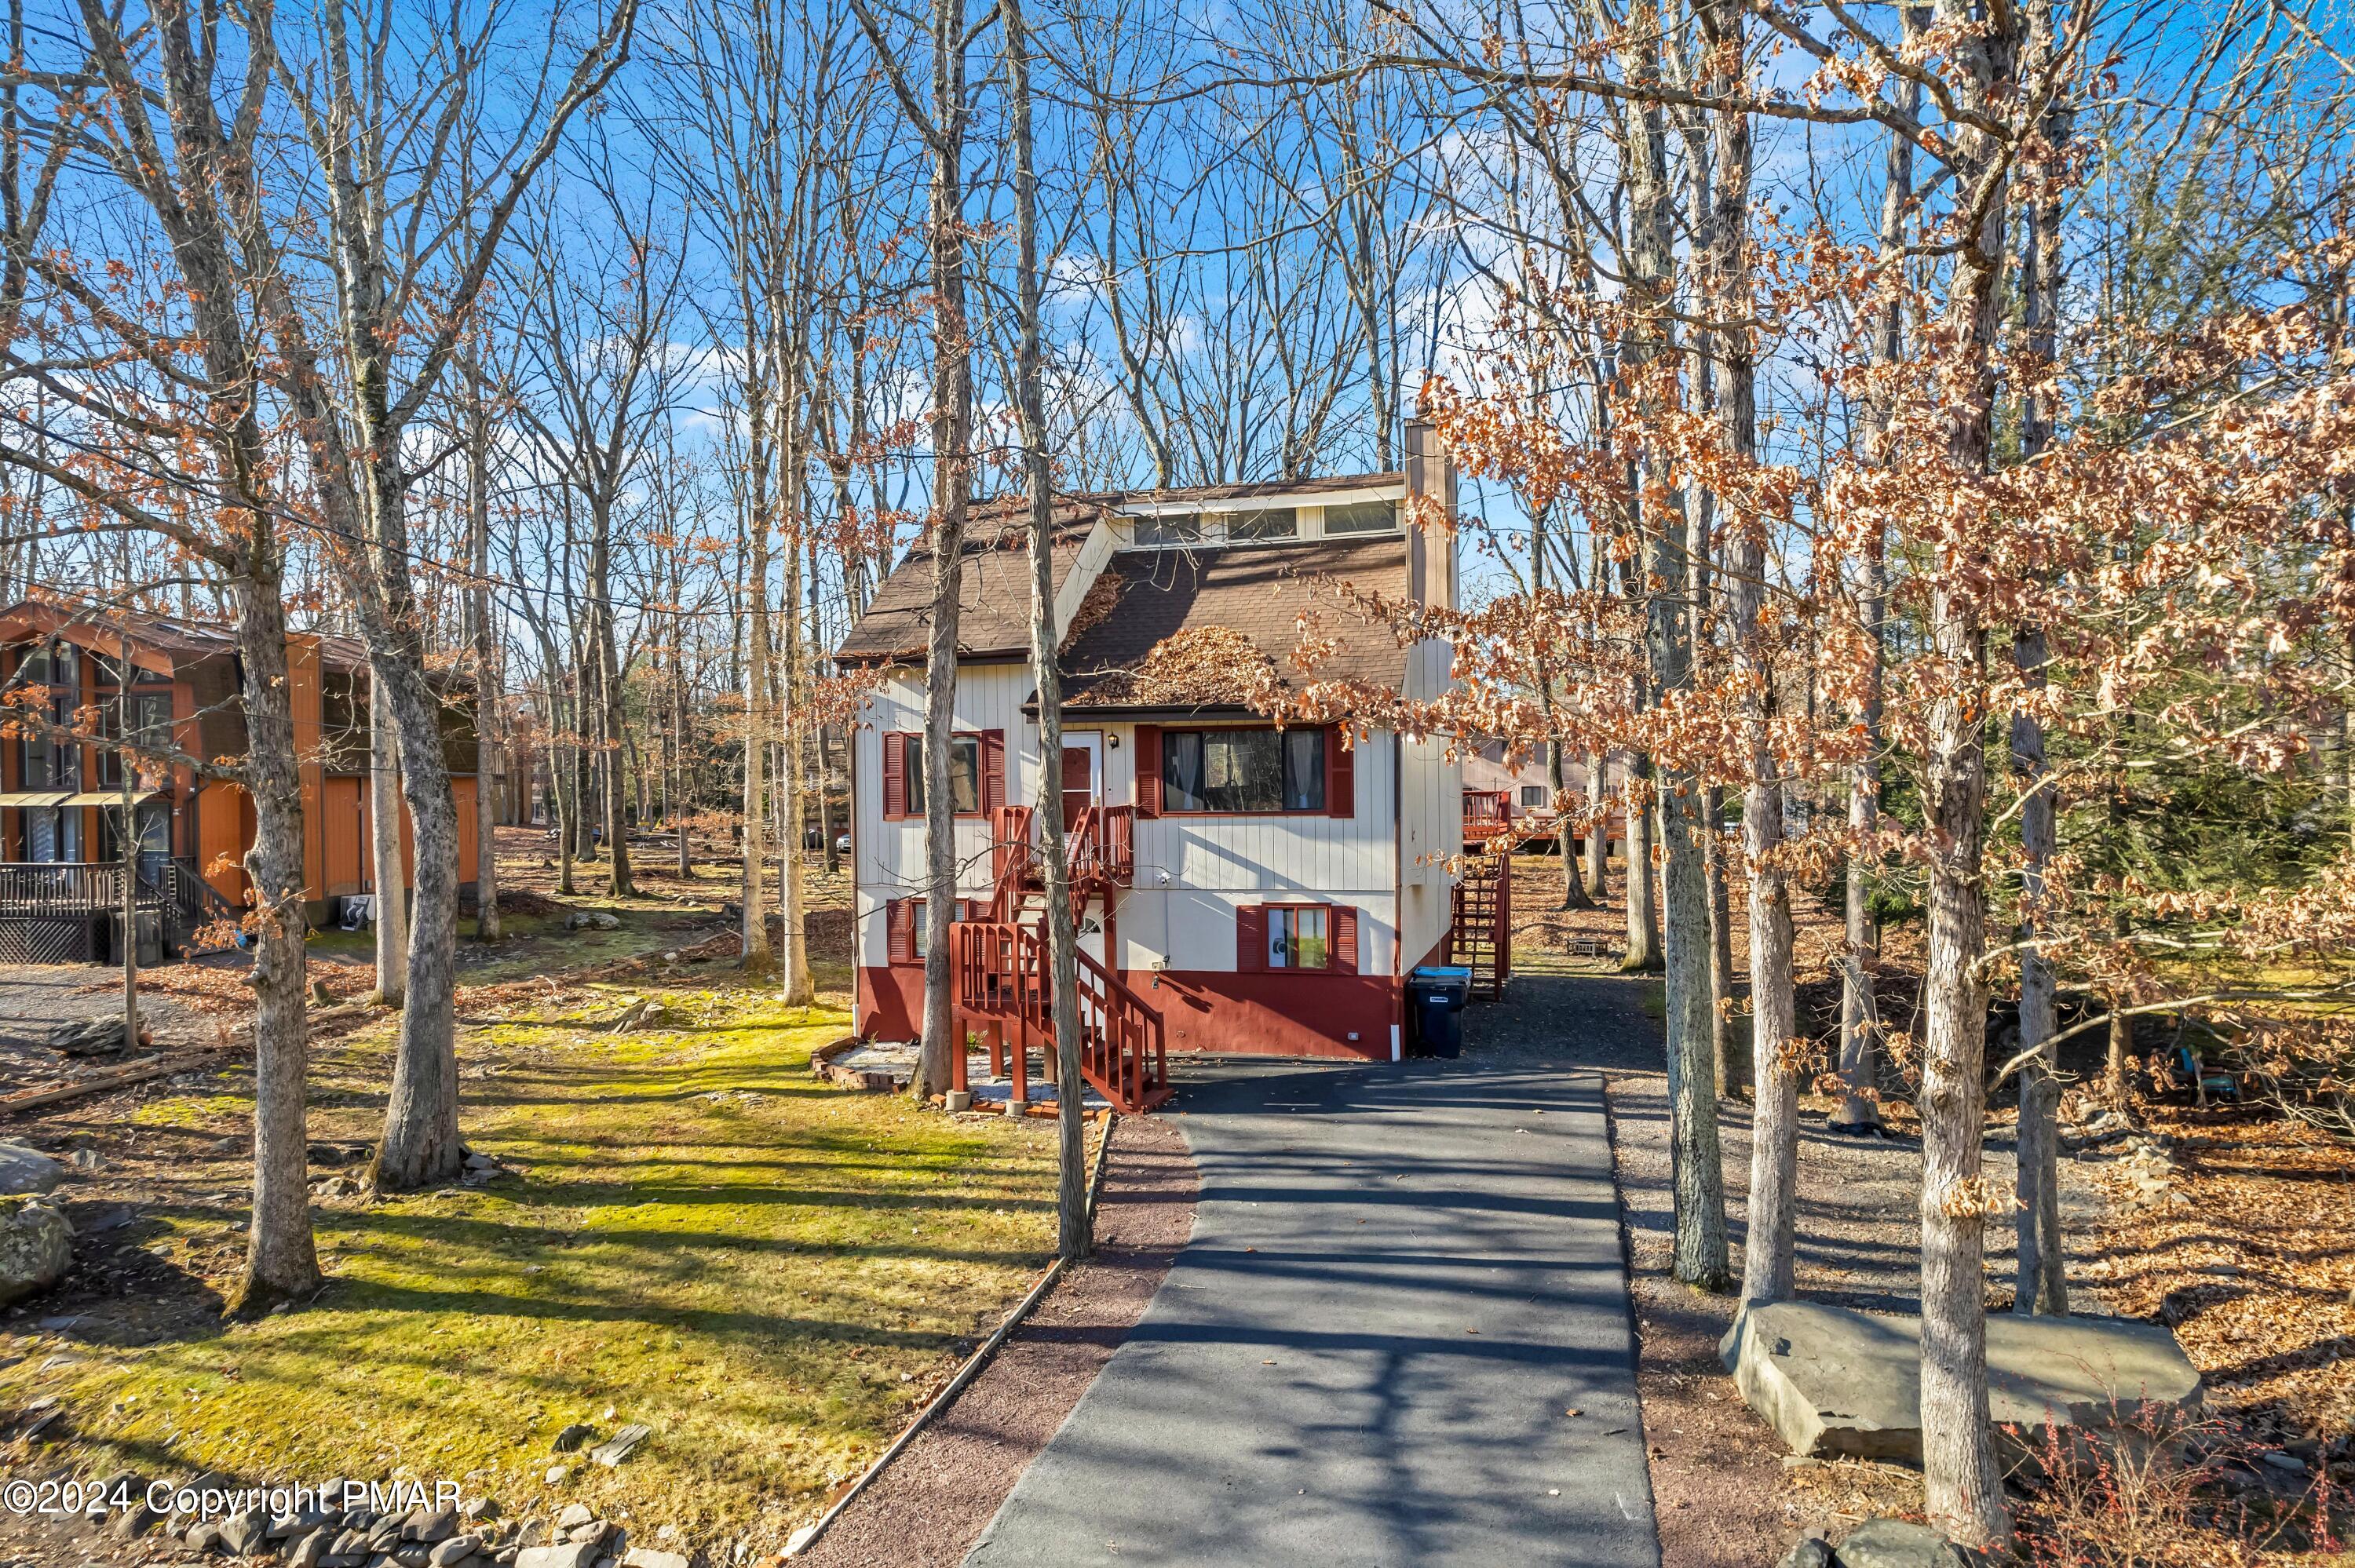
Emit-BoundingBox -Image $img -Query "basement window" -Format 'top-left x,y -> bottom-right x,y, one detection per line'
1265,905 -> 1330,969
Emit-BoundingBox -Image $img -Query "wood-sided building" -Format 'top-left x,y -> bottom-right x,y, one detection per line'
0,603 -> 484,961
834,425 -> 1475,1074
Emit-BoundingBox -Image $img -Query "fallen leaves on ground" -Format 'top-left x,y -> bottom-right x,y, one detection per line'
2081,1103 -> 2355,1445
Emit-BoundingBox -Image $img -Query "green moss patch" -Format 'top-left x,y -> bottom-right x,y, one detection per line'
10,988 -> 1057,1555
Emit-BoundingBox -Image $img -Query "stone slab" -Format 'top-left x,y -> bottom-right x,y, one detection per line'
1722,1299 -> 2202,1463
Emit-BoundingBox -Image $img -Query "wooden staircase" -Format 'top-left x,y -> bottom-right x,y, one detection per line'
1449,842 -> 1512,1001
947,804 -> 1171,1114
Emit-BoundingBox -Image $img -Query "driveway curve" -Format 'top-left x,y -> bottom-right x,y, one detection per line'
965,1059 -> 1660,1568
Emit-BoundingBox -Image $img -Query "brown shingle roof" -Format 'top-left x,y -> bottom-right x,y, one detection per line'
1055,537 -> 1410,714
834,498 -> 1108,664
834,476 -> 1408,669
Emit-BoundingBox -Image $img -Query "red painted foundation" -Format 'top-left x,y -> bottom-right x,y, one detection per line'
856,963 -> 1400,1061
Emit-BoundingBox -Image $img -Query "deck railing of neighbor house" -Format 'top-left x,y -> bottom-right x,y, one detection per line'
1462,789 -> 1515,841
0,855 -> 240,964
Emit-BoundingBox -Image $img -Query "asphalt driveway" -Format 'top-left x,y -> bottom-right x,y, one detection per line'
964,1057 -> 1659,1567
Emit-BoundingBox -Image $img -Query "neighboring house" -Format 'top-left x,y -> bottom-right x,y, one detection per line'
1462,741 -> 1625,855
0,602 -> 486,963
834,424 -> 1477,1093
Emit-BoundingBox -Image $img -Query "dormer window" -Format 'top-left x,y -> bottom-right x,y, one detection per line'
1135,512 -> 1207,547
1229,506 -> 1298,541
1324,500 -> 1397,534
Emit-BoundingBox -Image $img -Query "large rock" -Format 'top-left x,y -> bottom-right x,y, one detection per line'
1833,1518 -> 1986,1568
1722,1299 -> 2201,1463
0,1142 -> 64,1195
0,1194 -> 73,1304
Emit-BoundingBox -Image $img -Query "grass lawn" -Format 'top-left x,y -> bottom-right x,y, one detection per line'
8,975 -> 1060,1555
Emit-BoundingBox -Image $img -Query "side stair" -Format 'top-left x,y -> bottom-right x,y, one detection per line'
1449,841 -> 1512,1001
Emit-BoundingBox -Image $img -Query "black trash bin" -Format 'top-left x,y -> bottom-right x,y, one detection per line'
1408,965 -> 1473,1058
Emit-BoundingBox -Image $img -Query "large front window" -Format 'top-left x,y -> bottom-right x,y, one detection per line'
904,735 -> 981,815
1163,727 -> 1324,813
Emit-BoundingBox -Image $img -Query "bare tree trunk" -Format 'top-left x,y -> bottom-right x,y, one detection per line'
2106,997 -> 2133,1105
116,672 -> 137,1046
1838,23 -> 1917,1135
1554,743 -> 1590,907
368,678 -> 407,1007
1585,750 -> 1611,899
601,598 -> 632,897
468,361 -> 502,942
2013,625 -> 2065,1315
820,724 -> 843,875
372,648 -> 467,1193
911,0 -> 974,1103
555,706 -> 578,897
1008,0 -> 1088,1259
2012,0 -> 2068,1317
1689,9 -> 1797,1307
1919,12 -> 2017,1532
778,404 -> 814,1007
1531,500 -> 1591,912
1622,761 -> 1662,970
741,377 -> 774,968
676,641 -> 693,877
232,578 -> 321,1312
1704,789 -> 1735,1092
1616,10 -> 1725,1289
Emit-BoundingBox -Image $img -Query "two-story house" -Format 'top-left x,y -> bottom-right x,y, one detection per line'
0,601 -> 487,962
834,424 -> 1473,1081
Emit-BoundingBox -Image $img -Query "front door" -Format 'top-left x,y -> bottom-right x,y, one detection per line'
1061,732 -> 1101,830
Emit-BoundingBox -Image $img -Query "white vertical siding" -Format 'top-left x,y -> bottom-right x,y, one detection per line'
853,687 -> 1410,981
851,662 -> 1040,967
1118,727 -> 1397,975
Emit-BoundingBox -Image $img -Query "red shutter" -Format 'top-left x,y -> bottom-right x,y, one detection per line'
1331,906 -> 1358,974
882,732 -> 907,820
886,898 -> 913,964
1134,724 -> 1163,816
1236,904 -> 1266,973
1326,726 -> 1354,818
980,729 -> 1006,815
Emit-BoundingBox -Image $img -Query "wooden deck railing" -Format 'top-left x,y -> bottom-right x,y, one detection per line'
1068,804 -> 1135,886
948,916 -> 1170,1113
1462,789 -> 1515,840
1,856 -> 244,957
0,861 -> 129,915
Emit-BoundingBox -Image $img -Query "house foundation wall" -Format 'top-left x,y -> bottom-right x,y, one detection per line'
856,962 -> 1400,1062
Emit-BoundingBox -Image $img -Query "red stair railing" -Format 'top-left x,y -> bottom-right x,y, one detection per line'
948,916 -> 1169,1112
